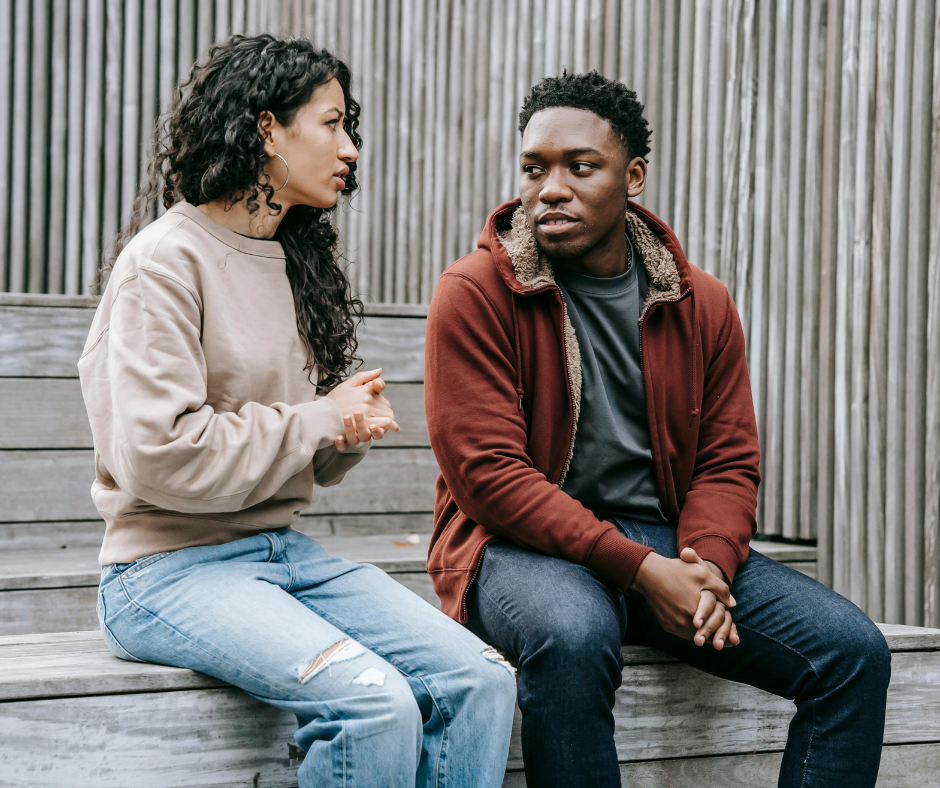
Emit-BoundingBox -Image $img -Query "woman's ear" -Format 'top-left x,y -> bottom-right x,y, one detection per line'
258,110 -> 277,155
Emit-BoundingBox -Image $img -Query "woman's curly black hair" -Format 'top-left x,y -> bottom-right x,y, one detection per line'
100,34 -> 363,393
518,70 -> 652,161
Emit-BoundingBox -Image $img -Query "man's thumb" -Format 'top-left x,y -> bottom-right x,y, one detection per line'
680,547 -> 701,565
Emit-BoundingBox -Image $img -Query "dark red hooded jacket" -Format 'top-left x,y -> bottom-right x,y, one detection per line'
425,199 -> 761,623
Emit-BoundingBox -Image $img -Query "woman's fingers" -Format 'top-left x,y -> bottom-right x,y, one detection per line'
343,415 -> 361,446
348,368 -> 383,386
353,411 -> 373,442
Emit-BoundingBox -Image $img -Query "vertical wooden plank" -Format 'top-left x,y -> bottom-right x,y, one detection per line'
46,1 -> 71,295
782,0 -> 808,541
902,0 -> 936,626
214,0 -> 230,41
485,0 -> 507,213
602,0 -> 620,79
632,0 -> 648,101
657,0 -> 679,229
368,0 -> 387,301
178,0 -> 196,77
762,0 -> 793,538
544,0 -> 560,77
27,0 -> 50,293
618,0 -> 633,87
573,0 -> 587,73
719,0 -> 743,295
847,0 -> 877,609
394,0 -> 417,302
832,0 -> 861,597
138,0 -> 159,227
0,0 -> 12,291
684,1 -> 708,265
470,0 -> 491,244
81,0 -> 106,292
923,0 -> 940,628
9,0 -> 31,292
798,0 -> 828,542
587,0 -> 603,73
748,0 -> 775,533
643,0 -> 662,216
702,0 -> 725,278
382,0 -> 400,302
559,0 -> 574,73
865,0 -> 896,622
100,0 -> 124,266
343,0 -> 365,297
428,0 -> 452,295
816,0 -> 844,588
120,1 -> 142,229
883,0 -> 913,623
197,0 -> 214,56
64,0 -> 87,295
446,0 -> 468,267
499,0 -> 519,203
231,0 -> 245,35
672,0 -> 695,247
732,0 -> 757,323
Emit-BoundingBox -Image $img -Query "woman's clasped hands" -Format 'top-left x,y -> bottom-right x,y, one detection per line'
325,368 -> 401,450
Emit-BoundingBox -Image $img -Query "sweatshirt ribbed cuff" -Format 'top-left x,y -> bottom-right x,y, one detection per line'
686,535 -> 741,584
584,528 -> 655,591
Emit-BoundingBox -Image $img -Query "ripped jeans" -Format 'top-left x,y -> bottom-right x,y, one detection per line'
97,528 -> 517,788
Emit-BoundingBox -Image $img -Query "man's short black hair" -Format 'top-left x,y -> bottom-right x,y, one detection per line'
519,71 -> 652,161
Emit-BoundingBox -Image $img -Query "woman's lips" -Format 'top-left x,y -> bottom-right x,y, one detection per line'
333,175 -> 346,189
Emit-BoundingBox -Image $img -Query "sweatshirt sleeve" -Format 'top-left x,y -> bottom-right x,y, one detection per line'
425,272 -> 653,591
676,290 -> 761,583
92,264 -> 364,513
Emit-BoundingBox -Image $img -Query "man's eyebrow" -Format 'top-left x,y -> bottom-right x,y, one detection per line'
520,147 -> 604,158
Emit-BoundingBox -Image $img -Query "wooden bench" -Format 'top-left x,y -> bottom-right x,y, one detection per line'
0,294 -> 817,636
1,625 -> 938,787
10,293 -> 932,788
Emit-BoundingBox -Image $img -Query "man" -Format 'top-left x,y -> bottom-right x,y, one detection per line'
424,71 -> 891,788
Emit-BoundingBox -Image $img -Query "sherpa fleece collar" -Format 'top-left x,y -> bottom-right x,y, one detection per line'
495,204 -> 685,484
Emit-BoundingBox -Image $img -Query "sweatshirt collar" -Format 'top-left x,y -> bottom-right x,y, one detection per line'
170,202 -> 287,259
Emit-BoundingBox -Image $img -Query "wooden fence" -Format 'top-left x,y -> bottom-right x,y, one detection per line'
0,0 -> 938,627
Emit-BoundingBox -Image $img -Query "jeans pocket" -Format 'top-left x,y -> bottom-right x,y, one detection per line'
97,588 -> 146,663
115,551 -> 172,580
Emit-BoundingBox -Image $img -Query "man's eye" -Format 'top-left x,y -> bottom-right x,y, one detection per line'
572,162 -> 594,172
523,165 -> 543,175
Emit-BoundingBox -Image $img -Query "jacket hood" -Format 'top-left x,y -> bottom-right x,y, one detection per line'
477,197 -> 693,319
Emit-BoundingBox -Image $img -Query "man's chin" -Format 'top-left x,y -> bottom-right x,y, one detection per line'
534,236 -> 591,265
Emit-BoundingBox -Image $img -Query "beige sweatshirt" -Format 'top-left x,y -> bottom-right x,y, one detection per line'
79,202 -> 369,566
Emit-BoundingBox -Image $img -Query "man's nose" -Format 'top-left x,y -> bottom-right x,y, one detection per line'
539,170 -> 572,203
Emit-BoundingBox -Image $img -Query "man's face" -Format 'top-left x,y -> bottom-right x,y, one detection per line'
519,107 -> 642,264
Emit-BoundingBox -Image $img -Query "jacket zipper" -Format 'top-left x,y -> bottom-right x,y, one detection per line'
459,283 -> 575,622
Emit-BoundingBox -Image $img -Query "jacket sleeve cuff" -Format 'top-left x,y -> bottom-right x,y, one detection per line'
687,535 -> 741,584
584,527 -> 655,591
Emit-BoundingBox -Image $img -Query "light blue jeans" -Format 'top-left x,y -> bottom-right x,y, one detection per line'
97,528 -> 517,788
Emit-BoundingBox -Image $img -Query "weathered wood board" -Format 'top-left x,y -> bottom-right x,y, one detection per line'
0,304 -> 427,382
0,628 -> 937,785
0,447 -> 440,522
0,378 -> 428,449
502,743 -> 940,788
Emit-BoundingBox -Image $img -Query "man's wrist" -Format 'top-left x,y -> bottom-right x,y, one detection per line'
630,550 -> 663,594
702,559 -> 727,583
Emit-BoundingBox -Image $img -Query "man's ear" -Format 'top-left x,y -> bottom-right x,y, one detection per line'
626,156 -> 647,199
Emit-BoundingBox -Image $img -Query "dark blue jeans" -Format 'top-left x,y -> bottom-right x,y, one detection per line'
465,520 -> 891,788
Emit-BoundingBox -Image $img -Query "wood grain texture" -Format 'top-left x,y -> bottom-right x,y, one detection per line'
0,447 -> 438,523
0,305 -> 427,381
0,379 -> 427,450
502,744 -> 940,788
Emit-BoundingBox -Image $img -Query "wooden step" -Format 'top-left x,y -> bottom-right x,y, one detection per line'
0,534 -> 816,636
0,624 -> 937,787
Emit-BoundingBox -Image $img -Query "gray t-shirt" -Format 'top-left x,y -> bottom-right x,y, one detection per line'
556,240 -> 668,524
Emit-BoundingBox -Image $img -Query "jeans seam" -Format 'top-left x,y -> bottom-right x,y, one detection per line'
476,581 -> 527,662
798,698 -> 817,788
116,572 -> 286,698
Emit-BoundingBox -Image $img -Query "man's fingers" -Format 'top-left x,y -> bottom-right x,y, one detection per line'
712,611 -> 735,650
702,573 -> 733,607
728,623 -> 740,646
679,547 -> 701,565
696,604 -> 726,647
693,590 -> 717,629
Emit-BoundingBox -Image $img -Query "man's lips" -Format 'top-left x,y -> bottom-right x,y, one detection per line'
537,215 -> 581,236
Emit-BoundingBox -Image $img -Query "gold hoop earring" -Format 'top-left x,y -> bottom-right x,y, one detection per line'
271,152 -> 290,192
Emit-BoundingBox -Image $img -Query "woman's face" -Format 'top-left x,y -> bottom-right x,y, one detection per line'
262,77 -> 359,210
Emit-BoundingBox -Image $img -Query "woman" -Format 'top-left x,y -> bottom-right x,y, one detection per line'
80,34 -> 516,788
